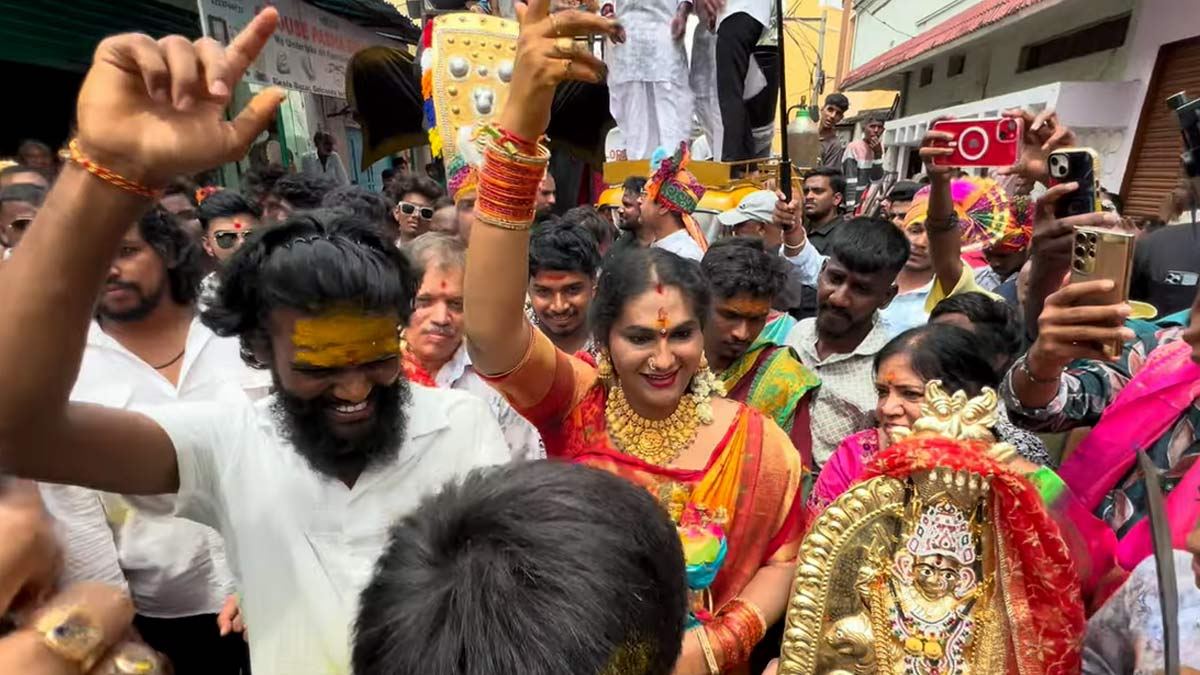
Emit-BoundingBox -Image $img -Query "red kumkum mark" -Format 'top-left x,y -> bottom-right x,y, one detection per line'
655,282 -> 664,295
233,221 -> 244,230
541,272 -> 568,282
885,370 -> 897,384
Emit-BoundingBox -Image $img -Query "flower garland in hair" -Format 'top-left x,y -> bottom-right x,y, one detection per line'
419,20 -> 442,158
690,365 -> 725,425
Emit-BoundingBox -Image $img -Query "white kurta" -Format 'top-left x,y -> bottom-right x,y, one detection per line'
606,0 -> 693,160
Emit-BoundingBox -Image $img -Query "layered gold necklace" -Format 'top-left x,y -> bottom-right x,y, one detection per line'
605,385 -> 699,466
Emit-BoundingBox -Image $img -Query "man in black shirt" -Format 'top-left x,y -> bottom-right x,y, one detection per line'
1131,214 -> 1200,316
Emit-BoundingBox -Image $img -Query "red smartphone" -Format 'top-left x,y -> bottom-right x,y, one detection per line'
930,118 -> 1023,168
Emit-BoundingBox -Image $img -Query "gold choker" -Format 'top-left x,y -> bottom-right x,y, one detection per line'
605,385 -> 699,466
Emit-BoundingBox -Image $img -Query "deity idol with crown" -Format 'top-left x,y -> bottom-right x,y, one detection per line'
777,382 -> 1085,675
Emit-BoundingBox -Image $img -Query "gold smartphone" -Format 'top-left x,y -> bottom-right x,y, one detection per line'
1069,226 -> 1136,358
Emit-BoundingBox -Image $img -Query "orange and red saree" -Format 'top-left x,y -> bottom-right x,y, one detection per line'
482,329 -> 807,612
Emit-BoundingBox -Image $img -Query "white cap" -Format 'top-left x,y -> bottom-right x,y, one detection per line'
717,190 -> 777,226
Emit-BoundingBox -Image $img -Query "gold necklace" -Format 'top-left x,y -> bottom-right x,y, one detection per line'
605,384 -> 699,466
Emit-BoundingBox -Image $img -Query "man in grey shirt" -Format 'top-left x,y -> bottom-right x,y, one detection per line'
819,93 -> 849,169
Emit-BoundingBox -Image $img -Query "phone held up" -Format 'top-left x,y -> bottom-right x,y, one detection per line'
1048,148 -> 1102,218
930,118 -> 1023,168
1069,225 -> 1135,359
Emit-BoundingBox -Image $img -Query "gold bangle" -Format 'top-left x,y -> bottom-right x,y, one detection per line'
696,626 -> 720,675
33,605 -> 106,672
474,210 -> 535,232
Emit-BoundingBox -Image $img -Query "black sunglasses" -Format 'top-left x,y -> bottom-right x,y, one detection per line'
214,230 -> 252,249
399,202 -> 435,220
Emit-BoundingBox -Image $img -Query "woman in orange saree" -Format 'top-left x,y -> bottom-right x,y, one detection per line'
460,6 -> 806,673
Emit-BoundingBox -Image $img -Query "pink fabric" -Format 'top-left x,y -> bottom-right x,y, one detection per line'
809,429 -> 879,512
1058,340 -> 1200,572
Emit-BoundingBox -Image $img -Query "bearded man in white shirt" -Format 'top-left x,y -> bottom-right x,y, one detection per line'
0,15 -> 510,674
40,206 -> 264,675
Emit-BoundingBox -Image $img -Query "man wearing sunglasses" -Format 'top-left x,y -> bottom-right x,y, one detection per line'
388,175 -> 444,245
198,191 -> 261,264
0,183 -> 45,257
197,190 -> 262,312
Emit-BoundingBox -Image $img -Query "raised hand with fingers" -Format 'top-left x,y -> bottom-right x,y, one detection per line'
75,8 -> 286,189
996,108 -> 1077,191
498,0 -> 623,144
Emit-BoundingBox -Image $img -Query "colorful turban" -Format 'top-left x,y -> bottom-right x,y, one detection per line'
645,142 -> 706,216
988,193 -> 1035,254
903,177 -> 1014,254
645,142 -> 709,252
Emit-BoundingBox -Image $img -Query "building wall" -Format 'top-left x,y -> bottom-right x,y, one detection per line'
849,0 -> 983,70
1108,0 -> 1200,184
900,0 -> 1135,112
783,0 -> 847,112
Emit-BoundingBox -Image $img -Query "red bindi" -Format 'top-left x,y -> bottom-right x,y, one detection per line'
233,221 -> 243,230
655,282 -> 664,295
542,272 -> 568,282
440,280 -> 447,290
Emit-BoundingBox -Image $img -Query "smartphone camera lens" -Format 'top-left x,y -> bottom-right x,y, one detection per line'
1074,245 -> 1087,259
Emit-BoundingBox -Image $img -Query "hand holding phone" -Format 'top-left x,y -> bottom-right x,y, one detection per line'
1047,148 -> 1101,218
1068,226 -> 1135,358
930,118 -> 1023,168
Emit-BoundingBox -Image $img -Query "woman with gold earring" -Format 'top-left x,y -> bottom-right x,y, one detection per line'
461,2 -> 806,673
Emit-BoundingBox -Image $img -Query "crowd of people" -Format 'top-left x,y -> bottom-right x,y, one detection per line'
0,3 -> 1198,675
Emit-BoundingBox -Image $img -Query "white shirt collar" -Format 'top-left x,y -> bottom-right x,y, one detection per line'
434,342 -> 472,389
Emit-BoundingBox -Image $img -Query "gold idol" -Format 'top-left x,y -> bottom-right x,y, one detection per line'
778,382 -> 1084,675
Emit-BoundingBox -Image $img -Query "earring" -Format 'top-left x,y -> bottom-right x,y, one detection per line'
689,352 -> 725,425
597,349 -> 614,385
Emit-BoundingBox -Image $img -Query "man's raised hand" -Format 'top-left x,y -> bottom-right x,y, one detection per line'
75,9 -> 286,189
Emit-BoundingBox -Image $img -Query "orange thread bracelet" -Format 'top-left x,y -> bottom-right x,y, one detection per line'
68,140 -> 162,199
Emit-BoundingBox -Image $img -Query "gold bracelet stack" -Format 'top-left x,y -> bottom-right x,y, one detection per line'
474,125 -> 551,232
696,626 -> 721,675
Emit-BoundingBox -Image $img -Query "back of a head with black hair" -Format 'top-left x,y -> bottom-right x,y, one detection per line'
803,166 -> 847,197
196,190 -> 260,232
529,218 -> 602,279
700,236 -> 789,302
887,180 -> 922,203
0,184 -> 46,207
321,185 -> 391,228
825,216 -> 910,280
271,174 -> 335,211
591,247 -> 709,347
201,208 -> 417,368
353,460 -> 687,675
163,176 -> 198,204
387,174 -> 445,205
137,207 -> 206,306
241,165 -> 287,205
622,176 -> 647,194
874,323 -> 999,398
561,205 -> 614,250
929,291 -> 1025,374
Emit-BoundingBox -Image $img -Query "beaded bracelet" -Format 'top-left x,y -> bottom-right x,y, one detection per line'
68,139 -> 161,199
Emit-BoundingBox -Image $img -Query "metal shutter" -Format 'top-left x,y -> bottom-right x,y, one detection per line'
0,0 -> 199,73
1122,37 -> 1200,219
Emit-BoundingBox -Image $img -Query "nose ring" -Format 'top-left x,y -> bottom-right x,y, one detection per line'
648,357 -> 659,372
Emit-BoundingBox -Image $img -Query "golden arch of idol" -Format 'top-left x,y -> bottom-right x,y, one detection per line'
777,382 -> 1086,675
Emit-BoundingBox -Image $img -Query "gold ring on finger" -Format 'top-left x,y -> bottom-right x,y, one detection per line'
554,37 -> 576,55
549,13 -> 560,36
